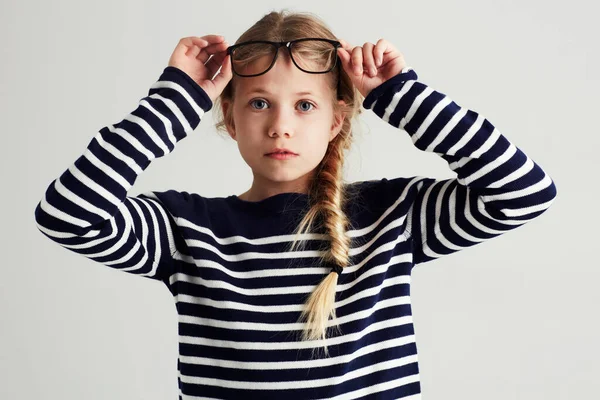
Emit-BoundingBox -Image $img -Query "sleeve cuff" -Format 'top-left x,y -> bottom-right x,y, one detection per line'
158,66 -> 214,112
362,66 -> 418,110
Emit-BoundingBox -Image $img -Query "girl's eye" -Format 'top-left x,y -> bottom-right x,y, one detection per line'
249,99 -> 315,112
250,99 -> 268,110
297,100 -> 315,112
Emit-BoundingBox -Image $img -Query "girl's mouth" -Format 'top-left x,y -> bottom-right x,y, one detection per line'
265,152 -> 298,160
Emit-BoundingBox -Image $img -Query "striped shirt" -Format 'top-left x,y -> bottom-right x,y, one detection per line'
34,65 -> 557,399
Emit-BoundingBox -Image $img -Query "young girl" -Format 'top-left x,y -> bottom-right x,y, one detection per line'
34,10 -> 557,400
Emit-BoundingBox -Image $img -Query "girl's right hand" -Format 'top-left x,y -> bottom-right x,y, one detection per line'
168,35 -> 233,103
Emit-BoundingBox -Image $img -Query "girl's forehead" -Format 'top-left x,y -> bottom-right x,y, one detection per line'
235,72 -> 330,99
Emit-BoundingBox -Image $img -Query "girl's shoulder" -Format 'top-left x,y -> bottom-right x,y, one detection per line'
345,176 -> 422,213
348,175 -> 421,197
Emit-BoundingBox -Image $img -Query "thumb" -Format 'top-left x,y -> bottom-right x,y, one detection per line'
336,47 -> 353,77
212,54 -> 233,93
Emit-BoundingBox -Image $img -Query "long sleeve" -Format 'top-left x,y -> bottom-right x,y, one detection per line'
363,67 -> 557,265
34,66 -> 212,282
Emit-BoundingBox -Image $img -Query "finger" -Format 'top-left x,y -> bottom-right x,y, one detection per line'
205,49 -> 228,77
373,39 -> 387,66
211,43 -> 230,63
338,39 -> 353,51
186,45 -> 201,58
338,47 -> 350,67
336,46 -> 352,75
375,38 -> 401,65
176,37 -> 206,59
180,36 -> 208,49
200,34 -> 226,44
336,39 -> 353,70
180,35 -> 224,57
212,54 -> 232,90
362,42 -> 376,77
351,46 -> 363,75
196,41 -> 228,64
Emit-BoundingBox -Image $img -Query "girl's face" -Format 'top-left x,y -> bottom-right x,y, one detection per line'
222,52 -> 345,197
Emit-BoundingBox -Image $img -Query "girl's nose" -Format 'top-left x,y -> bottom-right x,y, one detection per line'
268,108 -> 294,137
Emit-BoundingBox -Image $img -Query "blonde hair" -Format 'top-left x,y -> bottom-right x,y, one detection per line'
212,9 -> 365,356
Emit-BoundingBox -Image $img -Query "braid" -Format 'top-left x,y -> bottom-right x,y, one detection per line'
294,139 -> 353,357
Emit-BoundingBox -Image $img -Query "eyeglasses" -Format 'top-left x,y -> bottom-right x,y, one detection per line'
226,38 -> 341,78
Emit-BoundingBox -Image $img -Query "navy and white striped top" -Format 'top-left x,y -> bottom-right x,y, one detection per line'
34,65 -> 557,399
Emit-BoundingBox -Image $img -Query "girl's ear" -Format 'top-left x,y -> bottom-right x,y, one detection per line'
329,99 -> 347,141
221,100 -> 237,140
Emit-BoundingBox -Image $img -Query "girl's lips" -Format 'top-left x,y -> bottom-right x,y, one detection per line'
266,153 -> 298,160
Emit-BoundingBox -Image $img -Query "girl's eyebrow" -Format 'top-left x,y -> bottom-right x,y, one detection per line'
246,87 -> 316,96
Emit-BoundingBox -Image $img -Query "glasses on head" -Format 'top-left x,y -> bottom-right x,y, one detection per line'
226,38 -> 341,78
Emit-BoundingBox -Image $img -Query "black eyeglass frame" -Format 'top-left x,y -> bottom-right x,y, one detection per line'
226,38 -> 343,97
226,38 -> 342,77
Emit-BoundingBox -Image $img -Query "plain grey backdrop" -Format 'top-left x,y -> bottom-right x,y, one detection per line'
2,0 -> 598,398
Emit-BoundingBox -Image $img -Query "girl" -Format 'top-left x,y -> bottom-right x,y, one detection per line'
34,10 -> 557,400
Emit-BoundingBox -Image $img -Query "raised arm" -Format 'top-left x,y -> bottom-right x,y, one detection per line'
363,67 -> 557,265
34,66 -> 213,281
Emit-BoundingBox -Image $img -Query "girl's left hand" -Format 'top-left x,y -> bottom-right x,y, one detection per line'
336,38 -> 407,98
